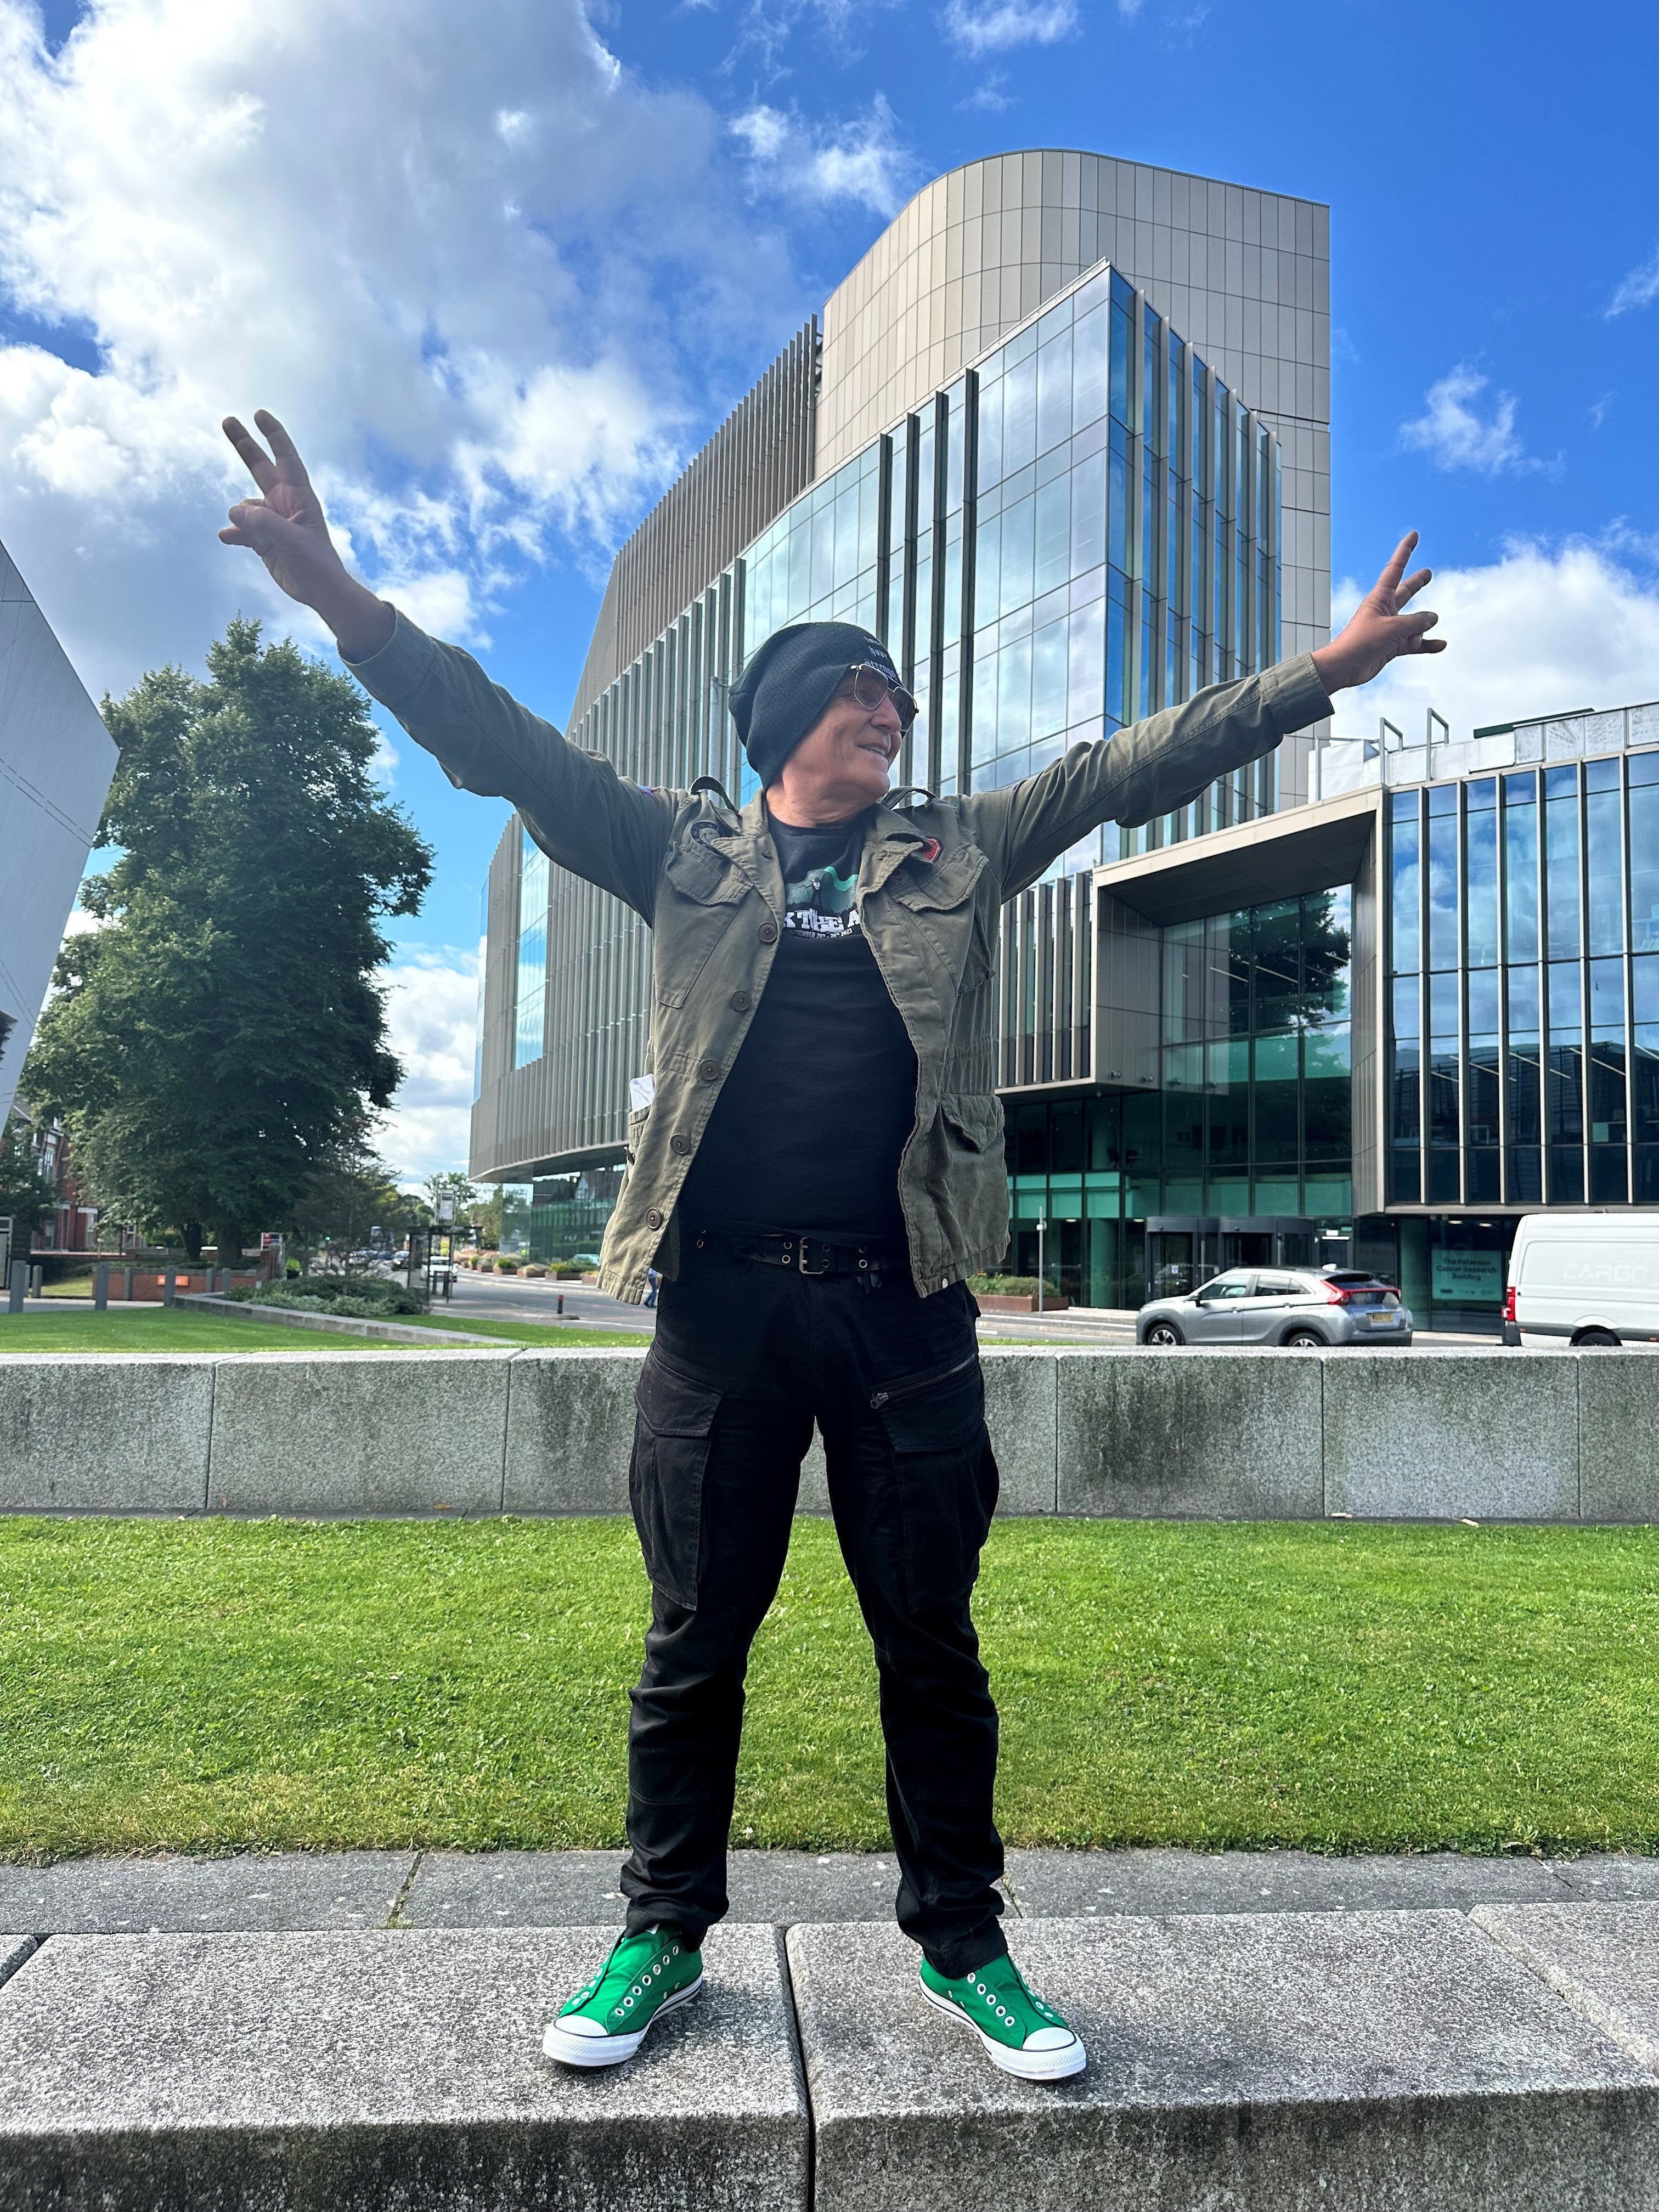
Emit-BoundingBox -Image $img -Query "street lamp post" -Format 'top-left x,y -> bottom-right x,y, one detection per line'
1036,1217 -> 1047,1318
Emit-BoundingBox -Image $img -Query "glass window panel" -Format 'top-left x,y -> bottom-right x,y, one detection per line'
1467,1041 -> 1502,1147
1466,967 -> 1499,1038
975,379 -> 1002,492
1108,423 -> 1128,571
1000,495 -> 1034,616
1390,1147 -> 1422,1203
1548,961 -> 1583,1036
1507,1035 -> 1542,1144
1465,802 -> 1498,967
1036,332 -> 1073,456
1031,618 -> 1068,741
1590,956 -> 1625,1035
514,918 -> 546,1069
1549,1145 -> 1584,1203
1003,352 -> 1037,475
1069,449 -> 1105,577
1634,1027 -> 1659,1143
1392,975 -> 1420,1039
1503,777 -> 1539,960
1206,1037 -> 1250,1165
996,633 -> 1031,752
970,651 -> 998,766
1034,473 -> 1070,600
1391,1043 -> 1421,1140
1548,1042 -> 1584,1142
945,384 -> 965,512
1427,807 -> 1459,967
1428,1045 -> 1460,1144
1302,888 -> 1351,1023
1590,1036 -> 1627,1146
1631,778 -> 1659,952
1168,335 -> 1184,474
1105,590 -> 1127,727
1586,786 -> 1624,953
1506,962 -> 1539,1035
1067,598 -> 1104,727
943,515 -> 963,648
1073,307 -> 1108,427
1430,971 -> 1460,1040
974,512 -> 1001,629
1634,953 -> 1659,1025
1545,786 -> 1581,957
1143,311 -> 1160,449
1109,301 -> 1131,425
1252,901 -> 1301,1031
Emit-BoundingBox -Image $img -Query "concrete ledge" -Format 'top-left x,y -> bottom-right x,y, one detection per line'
1578,1356 -> 1659,1522
0,1357 -> 216,1513
0,1926 -> 808,2212
1056,1347 -> 1323,1518
0,1938 -> 36,1991
504,1351 -> 640,1514
1324,1350 -> 1581,1521
1474,1903 -> 1659,2075
207,1351 -> 515,1517
787,1913 -> 1659,2211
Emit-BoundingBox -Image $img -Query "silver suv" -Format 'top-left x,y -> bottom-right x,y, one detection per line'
1137,1268 -> 1414,1348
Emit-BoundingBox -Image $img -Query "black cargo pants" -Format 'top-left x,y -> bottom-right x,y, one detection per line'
619,1240 -> 1008,1979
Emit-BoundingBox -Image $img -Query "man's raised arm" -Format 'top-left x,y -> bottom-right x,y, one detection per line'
218,411 -> 673,919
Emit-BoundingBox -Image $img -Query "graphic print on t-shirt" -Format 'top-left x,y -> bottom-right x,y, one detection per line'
774,812 -> 867,939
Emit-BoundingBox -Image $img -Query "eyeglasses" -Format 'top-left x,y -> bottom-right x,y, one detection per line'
845,663 -> 918,730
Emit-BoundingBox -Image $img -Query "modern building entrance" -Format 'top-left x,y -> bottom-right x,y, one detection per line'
1145,1215 -> 1342,1297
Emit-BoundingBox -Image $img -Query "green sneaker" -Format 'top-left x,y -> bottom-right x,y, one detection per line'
919,1951 -> 1086,2080
543,1926 -> 704,2069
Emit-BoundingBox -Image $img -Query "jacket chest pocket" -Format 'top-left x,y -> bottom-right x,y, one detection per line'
891,847 -> 994,989
654,837 -> 753,1009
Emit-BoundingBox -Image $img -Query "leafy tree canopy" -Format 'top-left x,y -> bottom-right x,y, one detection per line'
24,619 -> 432,1259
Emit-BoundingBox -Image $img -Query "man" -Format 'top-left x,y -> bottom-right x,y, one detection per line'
221,410 -> 1442,2081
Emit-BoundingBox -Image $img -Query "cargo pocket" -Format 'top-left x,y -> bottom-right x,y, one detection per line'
871,1353 -> 999,1611
629,1352 -> 721,1609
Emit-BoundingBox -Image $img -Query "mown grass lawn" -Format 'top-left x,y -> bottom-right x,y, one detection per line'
0,1311 -> 649,1353
2,1516 -> 1657,1863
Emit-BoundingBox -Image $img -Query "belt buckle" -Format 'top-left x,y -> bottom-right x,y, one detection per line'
797,1238 -> 831,1277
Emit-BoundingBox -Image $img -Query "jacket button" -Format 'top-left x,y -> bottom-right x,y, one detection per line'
697,1058 -> 720,1081
730,990 -> 751,1012
646,1209 -> 664,1230
670,1133 -> 691,1154
758,921 -> 777,944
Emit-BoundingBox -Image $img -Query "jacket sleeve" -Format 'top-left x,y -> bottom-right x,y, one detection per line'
960,653 -> 1333,896
344,608 -> 675,921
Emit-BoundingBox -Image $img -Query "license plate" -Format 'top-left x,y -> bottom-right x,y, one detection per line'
1366,1312 -> 1394,1327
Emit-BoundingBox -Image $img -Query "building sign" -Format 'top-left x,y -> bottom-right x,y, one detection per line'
1431,1249 -> 1504,1304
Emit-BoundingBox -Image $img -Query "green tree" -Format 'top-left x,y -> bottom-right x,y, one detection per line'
24,620 -> 432,1259
0,1110 -> 57,1246
289,1128 -> 422,1275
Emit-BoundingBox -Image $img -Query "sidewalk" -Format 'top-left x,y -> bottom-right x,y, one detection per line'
4,1842 -> 1657,1935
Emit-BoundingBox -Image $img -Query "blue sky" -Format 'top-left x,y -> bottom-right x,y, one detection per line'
3,0 -> 1656,1176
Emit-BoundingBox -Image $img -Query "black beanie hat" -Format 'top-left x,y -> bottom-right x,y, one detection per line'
727,620 -> 901,789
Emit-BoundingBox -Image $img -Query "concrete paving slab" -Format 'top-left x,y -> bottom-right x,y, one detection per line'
1323,1348 -> 1580,1521
0,1925 -> 806,2211
0,1851 -> 416,1934
503,1350 -> 640,1515
1474,1902 -> 1659,2074
1003,1845 -> 1572,1918
400,1849 -> 915,1927
0,1937 -> 36,1988
787,1912 -> 1659,2211
1550,1855 -> 1659,1902
0,1355 -> 215,1513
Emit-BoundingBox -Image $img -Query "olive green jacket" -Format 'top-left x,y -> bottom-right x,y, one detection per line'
348,612 -> 1330,1303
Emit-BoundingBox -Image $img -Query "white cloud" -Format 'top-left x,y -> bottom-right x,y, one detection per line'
731,98 -> 913,218
379,945 -> 482,1184
1398,365 -> 1531,475
1329,536 -> 1659,748
941,0 -> 1078,56
0,0 -> 797,697
1607,247 -> 1659,317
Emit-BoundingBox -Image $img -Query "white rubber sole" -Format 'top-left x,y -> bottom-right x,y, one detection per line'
919,1977 -> 1087,2081
543,1973 -> 704,2068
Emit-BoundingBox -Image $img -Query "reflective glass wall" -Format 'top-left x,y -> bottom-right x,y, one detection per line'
1004,887 -> 1352,1307
1386,748 -> 1659,1207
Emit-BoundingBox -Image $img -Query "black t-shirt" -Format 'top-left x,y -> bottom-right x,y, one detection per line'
678,809 -> 918,1240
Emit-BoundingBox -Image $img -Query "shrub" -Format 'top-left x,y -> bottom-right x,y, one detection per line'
243,1277 -> 428,1316
496,1257 -> 520,1274
478,1257 -> 496,1273
523,1263 -> 545,1277
966,1273 -> 1060,1298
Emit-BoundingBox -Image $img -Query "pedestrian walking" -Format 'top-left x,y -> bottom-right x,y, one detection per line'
221,408 -> 1442,2080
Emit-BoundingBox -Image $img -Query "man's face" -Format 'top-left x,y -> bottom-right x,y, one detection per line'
785,670 -> 904,810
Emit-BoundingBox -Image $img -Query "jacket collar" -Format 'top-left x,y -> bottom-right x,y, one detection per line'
717,787 -> 930,899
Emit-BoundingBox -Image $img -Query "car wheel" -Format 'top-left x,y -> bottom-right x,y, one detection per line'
1573,1328 -> 1621,1347
1144,1321 -> 1185,1347
1282,1328 -> 1325,1349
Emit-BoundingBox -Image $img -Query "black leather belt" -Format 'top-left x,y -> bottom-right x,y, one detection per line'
689,1228 -> 906,1281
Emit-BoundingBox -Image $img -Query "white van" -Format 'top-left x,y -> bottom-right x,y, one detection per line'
1504,1214 -> 1659,1346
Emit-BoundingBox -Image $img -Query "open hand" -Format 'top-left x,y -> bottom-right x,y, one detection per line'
219,412 -> 393,659
1311,533 -> 1446,697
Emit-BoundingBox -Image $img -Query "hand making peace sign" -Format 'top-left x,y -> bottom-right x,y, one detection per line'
219,410 -> 394,661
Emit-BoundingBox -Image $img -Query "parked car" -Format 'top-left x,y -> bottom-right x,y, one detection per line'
1137,1267 -> 1414,1348
1503,1215 -> 1659,1347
